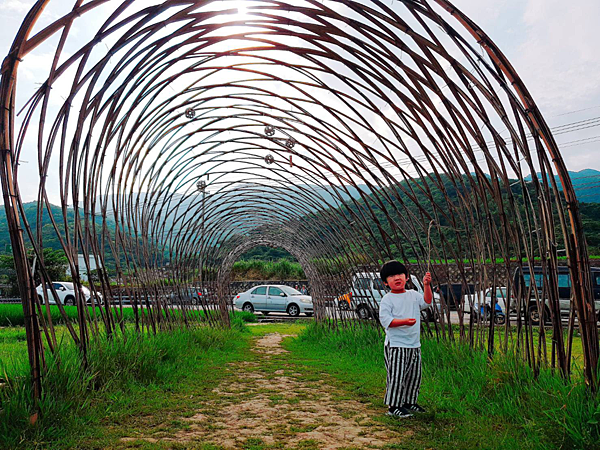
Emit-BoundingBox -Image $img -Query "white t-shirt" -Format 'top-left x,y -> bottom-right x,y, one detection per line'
379,290 -> 428,348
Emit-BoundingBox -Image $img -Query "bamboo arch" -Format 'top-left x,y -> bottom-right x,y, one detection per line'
0,0 -> 597,399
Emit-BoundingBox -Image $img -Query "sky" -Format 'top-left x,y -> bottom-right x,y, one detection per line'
0,0 -> 599,205
444,0 -> 600,171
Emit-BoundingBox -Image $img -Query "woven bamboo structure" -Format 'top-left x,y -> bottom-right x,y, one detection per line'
1,0 -> 597,398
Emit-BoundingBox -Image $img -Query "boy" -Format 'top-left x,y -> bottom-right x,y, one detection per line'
379,260 -> 432,418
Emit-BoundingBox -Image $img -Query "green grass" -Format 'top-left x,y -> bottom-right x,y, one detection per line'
0,303 -> 140,327
0,304 -> 257,328
431,323 -> 586,366
0,310 -> 256,363
247,321 -> 308,337
0,326 -> 28,353
3,319 -> 599,448
0,321 -> 252,449
285,322 -> 600,449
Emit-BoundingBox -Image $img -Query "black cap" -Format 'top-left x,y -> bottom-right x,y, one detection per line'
380,260 -> 408,282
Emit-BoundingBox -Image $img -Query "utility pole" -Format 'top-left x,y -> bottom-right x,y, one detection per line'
197,180 -> 206,235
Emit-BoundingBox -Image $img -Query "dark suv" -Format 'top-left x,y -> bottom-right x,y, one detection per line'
513,266 -> 600,324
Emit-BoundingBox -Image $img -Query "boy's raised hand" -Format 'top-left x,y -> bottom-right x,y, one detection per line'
423,271 -> 432,286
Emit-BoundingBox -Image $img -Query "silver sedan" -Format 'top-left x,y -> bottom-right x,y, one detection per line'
234,284 -> 313,317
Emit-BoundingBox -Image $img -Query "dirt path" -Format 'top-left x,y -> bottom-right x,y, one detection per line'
122,332 -> 406,449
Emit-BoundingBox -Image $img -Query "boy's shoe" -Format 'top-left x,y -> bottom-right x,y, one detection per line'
404,403 -> 426,413
386,406 -> 413,418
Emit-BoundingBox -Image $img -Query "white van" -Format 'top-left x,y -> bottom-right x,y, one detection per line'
339,272 -> 438,319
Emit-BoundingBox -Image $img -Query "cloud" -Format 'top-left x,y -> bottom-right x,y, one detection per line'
0,0 -> 35,14
452,0 -> 508,26
511,0 -> 600,114
449,0 -> 600,171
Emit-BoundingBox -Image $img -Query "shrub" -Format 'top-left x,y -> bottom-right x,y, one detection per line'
231,259 -> 305,280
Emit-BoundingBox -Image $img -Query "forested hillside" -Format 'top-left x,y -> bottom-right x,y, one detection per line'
580,202 -> 600,252
0,202 -> 116,252
1,172 -> 599,264
526,168 -> 600,203
238,246 -> 297,261
306,173 -> 600,259
0,202 -> 121,272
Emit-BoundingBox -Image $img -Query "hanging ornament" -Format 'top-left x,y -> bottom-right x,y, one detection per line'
185,108 -> 195,119
285,137 -> 296,148
265,154 -> 275,164
264,125 -> 275,136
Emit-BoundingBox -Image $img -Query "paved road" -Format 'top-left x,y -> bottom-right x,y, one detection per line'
253,309 -> 581,328
2,299 -> 584,328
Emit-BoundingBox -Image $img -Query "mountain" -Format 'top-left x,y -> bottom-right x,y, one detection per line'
1,173 -> 598,264
525,169 -> 600,203
104,183 -> 374,237
0,202 -> 121,270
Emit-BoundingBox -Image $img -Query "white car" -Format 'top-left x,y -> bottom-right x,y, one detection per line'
464,287 -> 511,313
464,287 -> 512,324
234,285 -> 313,317
36,282 -> 95,306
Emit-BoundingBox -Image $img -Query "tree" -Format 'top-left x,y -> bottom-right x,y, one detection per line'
30,248 -> 69,283
0,249 -> 69,298
0,253 -> 19,296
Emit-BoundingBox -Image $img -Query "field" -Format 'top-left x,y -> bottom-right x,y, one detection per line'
289,323 -> 600,448
0,303 -> 239,327
1,319 -> 599,448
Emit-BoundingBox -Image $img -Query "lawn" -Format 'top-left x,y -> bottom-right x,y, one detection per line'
0,303 -> 226,327
0,303 -> 138,327
2,318 -> 599,449
0,312 -> 256,449
286,322 -> 600,449
426,321 -> 586,366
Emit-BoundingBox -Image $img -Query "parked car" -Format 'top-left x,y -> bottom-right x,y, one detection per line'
514,266 -> 600,325
337,272 -> 386,318
233,285 -> 313,317
36,282 -> 96,305
169,287 -> 205,305
338,272 -> 440,320
436,283 -> 475,309
464,287 -> 512,325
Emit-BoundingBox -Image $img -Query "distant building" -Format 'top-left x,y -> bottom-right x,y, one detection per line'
66,254 -> 101,282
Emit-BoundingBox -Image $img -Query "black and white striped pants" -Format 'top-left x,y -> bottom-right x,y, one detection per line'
384,344 -> 422,407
